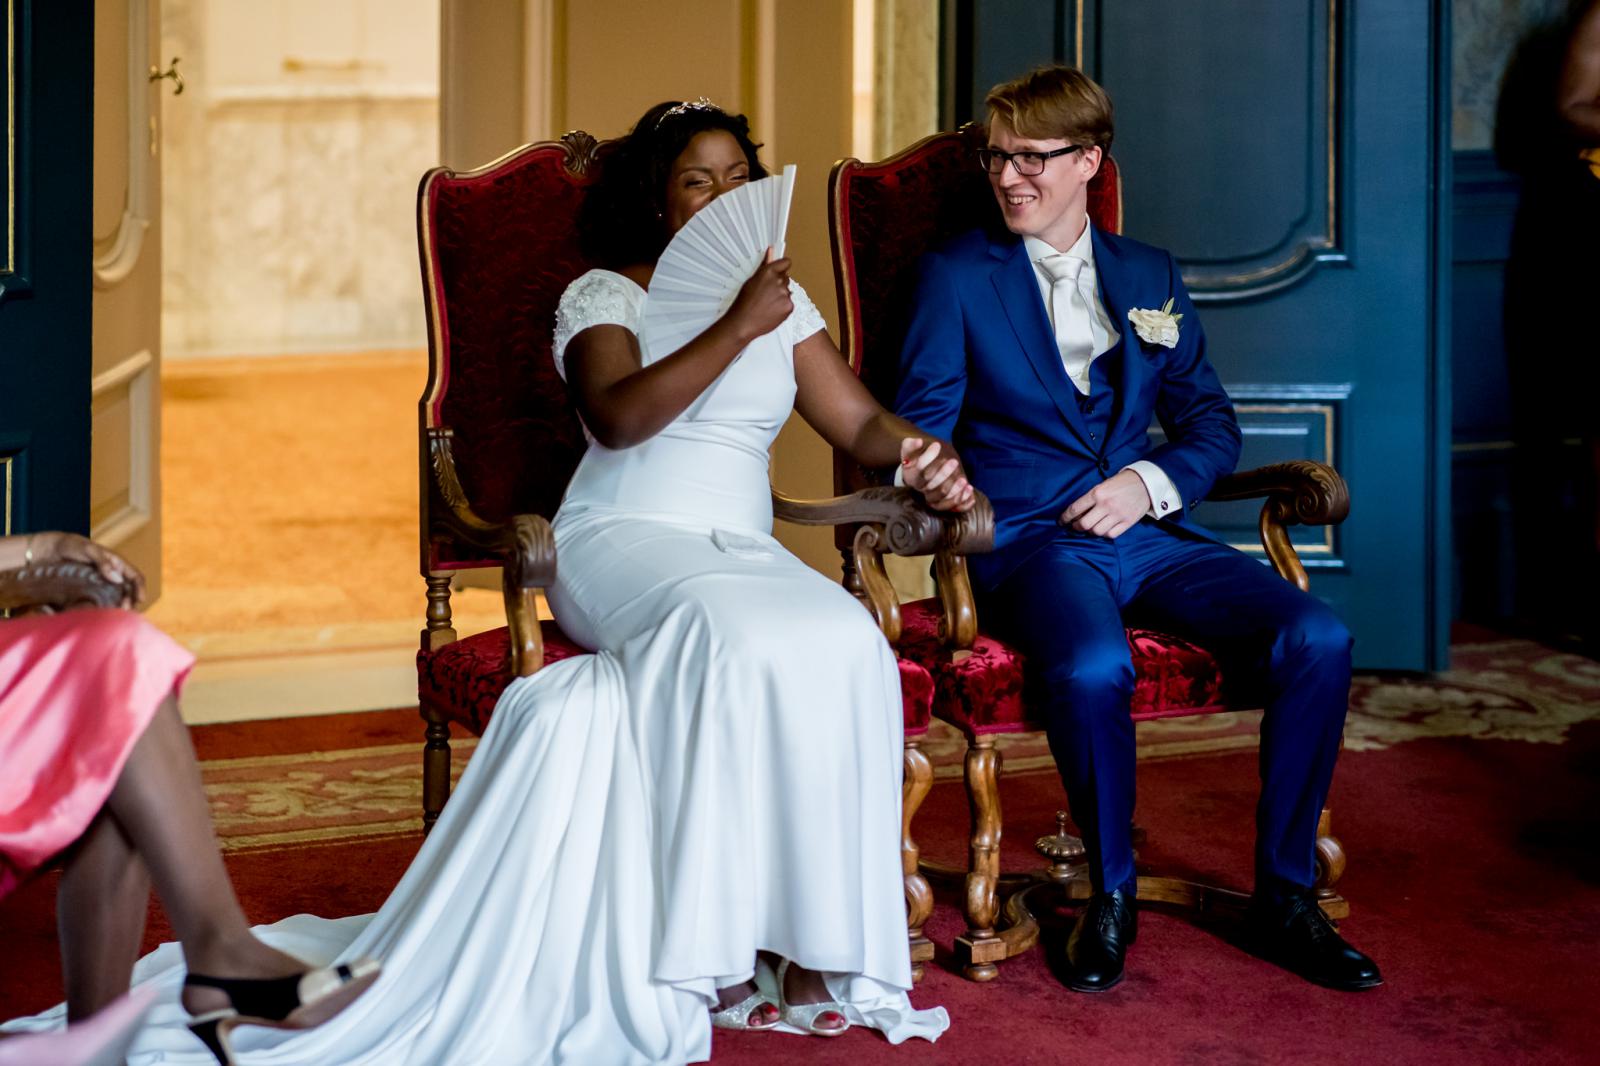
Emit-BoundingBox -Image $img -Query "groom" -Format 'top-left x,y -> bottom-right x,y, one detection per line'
894,66 -> 1381,993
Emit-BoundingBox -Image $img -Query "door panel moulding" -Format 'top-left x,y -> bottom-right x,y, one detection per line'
89,348 -> 154,546
94,0 -> 152,291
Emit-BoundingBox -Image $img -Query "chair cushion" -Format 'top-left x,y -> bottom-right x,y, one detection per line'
896,598 -> 1226,737
898,656 -> 934,738
420,621 -> 937,738
417,622 -> 588,735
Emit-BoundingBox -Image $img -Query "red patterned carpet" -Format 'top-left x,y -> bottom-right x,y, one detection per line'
3,636 -> 1598,1063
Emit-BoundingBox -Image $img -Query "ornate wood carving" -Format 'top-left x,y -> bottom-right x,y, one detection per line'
560,130 -> 601,176
1208,459 -> 1350,591
1314,806 -> 1348,906
955,734 -> 1006,981
772,484 -> 991,557
420,701 -> 452,834
422,573 -> 456,652
933,550 -> 977,653
851,523 -> 901,644
426,426 -> 558,674
902,740 -> 935,977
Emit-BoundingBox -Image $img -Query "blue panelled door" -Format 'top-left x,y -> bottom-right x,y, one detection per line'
0,2 -> 94,542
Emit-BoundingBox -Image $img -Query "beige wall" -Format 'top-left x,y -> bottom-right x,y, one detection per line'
439,0 -> 527,169
871,0 -> 939,158
763,0 -> 855,578
162,0 -> 440,358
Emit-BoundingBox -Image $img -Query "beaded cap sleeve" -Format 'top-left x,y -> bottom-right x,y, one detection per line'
784,279 -> 827,345
553,269 -> 645,380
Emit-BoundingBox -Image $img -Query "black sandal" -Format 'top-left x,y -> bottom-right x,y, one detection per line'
184,958 -> 381,1065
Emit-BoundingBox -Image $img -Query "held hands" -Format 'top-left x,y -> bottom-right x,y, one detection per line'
1059,469 -> 1150,539
725,248 -> 793,342
27,532 -> 145,608
900,438 -> 975,512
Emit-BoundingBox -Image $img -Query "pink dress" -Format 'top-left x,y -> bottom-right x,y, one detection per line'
0,609 -> 194,900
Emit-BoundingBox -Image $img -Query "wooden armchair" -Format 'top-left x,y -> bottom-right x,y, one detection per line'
412,134 -> 992,967
828,125 -> 1353,981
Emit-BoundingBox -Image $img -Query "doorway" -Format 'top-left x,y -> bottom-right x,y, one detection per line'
134,0 -> 503,722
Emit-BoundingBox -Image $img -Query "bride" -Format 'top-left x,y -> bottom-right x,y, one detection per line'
3,99 -> 970,1065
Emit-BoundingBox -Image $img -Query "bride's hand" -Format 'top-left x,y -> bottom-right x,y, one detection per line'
725,249 -> 793,342
900,438 -> 975,512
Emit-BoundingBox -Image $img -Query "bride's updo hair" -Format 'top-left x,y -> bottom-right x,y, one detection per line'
581,100 -> 768,268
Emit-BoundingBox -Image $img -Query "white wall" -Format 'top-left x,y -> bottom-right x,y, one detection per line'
161,0 -> 440,358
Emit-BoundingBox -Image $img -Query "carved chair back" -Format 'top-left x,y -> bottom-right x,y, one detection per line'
828,123 -> 1123,418
417,133 -> 605,577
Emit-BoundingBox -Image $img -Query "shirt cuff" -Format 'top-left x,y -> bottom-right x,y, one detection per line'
893,463 -> 906,488
1124,460 -> 1183,519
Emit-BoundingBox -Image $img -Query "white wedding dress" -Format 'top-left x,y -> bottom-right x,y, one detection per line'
2,270 -> 948,1064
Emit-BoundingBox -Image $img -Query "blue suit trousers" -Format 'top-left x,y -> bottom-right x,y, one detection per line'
983,520 -> 1353,896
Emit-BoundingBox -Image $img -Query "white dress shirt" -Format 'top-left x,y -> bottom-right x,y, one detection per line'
1024,222 -> 1183,519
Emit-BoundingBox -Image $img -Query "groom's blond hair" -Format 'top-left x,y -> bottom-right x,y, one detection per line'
985,65 -> 1114,150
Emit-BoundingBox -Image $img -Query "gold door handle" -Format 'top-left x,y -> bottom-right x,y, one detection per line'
149,57 -> 184,96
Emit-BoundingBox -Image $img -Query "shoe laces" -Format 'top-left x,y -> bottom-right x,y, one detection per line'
1090,893 -> 1128,935
1285,895 -> 1338,945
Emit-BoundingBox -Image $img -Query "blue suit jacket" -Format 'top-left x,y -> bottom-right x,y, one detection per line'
895,226 -> 1242,592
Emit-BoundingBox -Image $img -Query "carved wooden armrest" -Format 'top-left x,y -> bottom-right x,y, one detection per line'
428,427 -> 557,677
1206,459 -> 1350,592
0,562 -> 128,614
772,486 -> 994,647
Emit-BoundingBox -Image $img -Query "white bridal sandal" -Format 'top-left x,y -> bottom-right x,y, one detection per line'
710,988 -> 779,1031
774,959 -> 849,1038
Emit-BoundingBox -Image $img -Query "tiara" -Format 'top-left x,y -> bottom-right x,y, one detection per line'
654,97 -> 724,129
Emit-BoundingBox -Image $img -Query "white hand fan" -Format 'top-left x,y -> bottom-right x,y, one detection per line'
640,164 -> 797,361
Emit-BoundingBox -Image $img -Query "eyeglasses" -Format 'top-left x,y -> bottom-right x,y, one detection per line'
975,145 -> 1083,176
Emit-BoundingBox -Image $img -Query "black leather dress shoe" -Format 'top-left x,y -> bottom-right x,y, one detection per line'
1064,887 -> 1137,992
1244,891 -> 1383,991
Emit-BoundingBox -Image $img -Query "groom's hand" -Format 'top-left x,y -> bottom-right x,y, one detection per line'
900,438 -> 975,512
1060,470 -> 1150,539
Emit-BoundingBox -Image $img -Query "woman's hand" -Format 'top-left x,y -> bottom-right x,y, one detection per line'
32,532 -> 145,608
900,437 -> 975,512
724,250 -> 793,342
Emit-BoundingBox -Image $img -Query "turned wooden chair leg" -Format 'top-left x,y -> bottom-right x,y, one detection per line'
955,734 -> 1006,981
902,737 -> 935,981
1313,805 -> 1350,919
421,702 -> 452,833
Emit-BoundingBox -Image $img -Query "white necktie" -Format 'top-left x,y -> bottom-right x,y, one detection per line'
1038,253 -> 1096,395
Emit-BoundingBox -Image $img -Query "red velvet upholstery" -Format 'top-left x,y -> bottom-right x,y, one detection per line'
418,623 -> 589,735
899,656 -> 935,738
420,142 -> 596,570
418,623 -> 936,739
896,601 -> 1224,737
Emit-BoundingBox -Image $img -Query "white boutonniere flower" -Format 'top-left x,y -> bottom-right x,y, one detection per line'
1127,298 -> 1183,349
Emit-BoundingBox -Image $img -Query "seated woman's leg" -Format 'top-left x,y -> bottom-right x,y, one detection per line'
113,698 -> 307,1003
58,694 -> 306,1019
55,809 -> 148,1021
